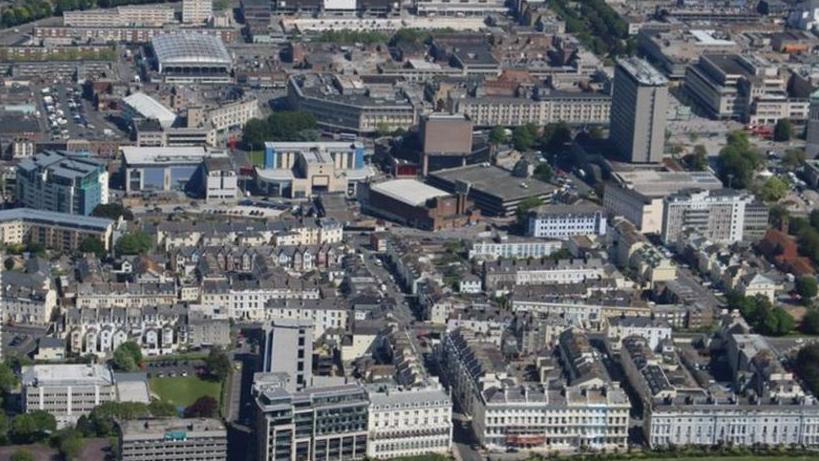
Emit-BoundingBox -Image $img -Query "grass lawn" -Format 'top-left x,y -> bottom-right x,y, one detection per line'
149,376 -> 222,408
248,150 -> 265,167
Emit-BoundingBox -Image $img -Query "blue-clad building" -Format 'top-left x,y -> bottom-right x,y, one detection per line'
16,151 -> 109,216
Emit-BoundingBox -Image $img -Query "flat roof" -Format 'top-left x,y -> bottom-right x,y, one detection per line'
120,418 -> 226,441
21,364 -> 114,386
617,57 -> 668,86
429,164 -> 557,202
121,146 -> 213,166
370,179 -> 450,207
0,207 -> 114,231
612,170 -> 723,197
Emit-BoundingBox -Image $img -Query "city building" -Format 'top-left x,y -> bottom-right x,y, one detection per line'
16,150 -> 109,216
606,317 -> 672,351
621,331 -> 819,448
661,189 -> 769,244
198,157 -> 238,203
122,92 -> 178,129
427,164 -> 556,217
363,179 -> 478,230
415,0 -> 507,16
0,208 -> 115,252
418,113 -> 474,176
151,33 -> 232,84
636,28 -> 738,80
262,319 -> 314,392
440,329 -> 630,452
527,204 -> 606,239
468,236 -> 564,260
182,0 -> 213,23
255,142 -> 374,198
610,57 -> 669,163
447,90 -> 610,127
21,364 -> 117,426
684,54 -> 808,124
119,418 -> 228,461
603,170 -> 724,234
254,373 -> 369,461
63,5 -> 176,27
120,146 -> 226,194
287,74 -> 417,134
366,385 -> 452,459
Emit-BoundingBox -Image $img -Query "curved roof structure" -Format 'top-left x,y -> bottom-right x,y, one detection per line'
151,33 -> 232,67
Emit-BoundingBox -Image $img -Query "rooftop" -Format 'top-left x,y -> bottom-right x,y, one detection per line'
121,146 -> 217,165
120,418 -> 227,441
151,33 -> 232,67
370,179 -> 451,207
0,208 -> 114,231
429,164 -> 557,202
123,92 -> 177,128
617,57 -> 668,86
21,364 -> 114,386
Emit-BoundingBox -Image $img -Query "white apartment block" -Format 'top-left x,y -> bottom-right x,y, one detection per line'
22,364 -> 117,426
606,317 -> 672,351
182,0 -> 213,23
448,93 -> 610,127
200,282 -> 321,322
75,282 -> 177,310
527,205 -> 606,239
414,0 -> 507,16
63,5 -> 175,27
206,99 -> 260,132
468,239 -> 564,260
661,189 -> 761,244
273,221 -> 344,246
366,386 -> 453,459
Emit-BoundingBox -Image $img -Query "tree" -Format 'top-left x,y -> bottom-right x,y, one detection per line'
796,344 -> 819,395
241,112 -> 318,150
213,0 -> 229,9
115,231 -> 152,255
512,124 -> 538,151
91,203 -> 133,221
533,163 -> 553,183
205,347 -> 232,381
774,119 -> 793,142
539,122 -> 572,154
0,412 -> 9,445
797,276 -> 818,303
148,399 -> 178,417
759,176 -> 789,202
78,237 -> 106,257
54,429 -> 85,461
759,306 -> 794,336
587,126 -> 604,139
782,148 -> 807,170
112,341 -> 142,372
514,196 -> 543,228
0,362 -> 18,394
10,450 -> 34,461
3,258 -> 14,271
689,145 -> 708,171
11,411 -> 55,443
803,309 -> 819,334
769,204 -> 789,229
184,396 -> 218,418
488,126 -> 508,145
717,131 -> 761,189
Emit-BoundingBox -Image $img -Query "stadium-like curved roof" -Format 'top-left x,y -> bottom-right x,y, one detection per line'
151,33 -> 232,67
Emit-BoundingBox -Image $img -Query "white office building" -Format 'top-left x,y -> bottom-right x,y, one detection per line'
262,319 -> 313,392
527,204 -> 606,239
22,364 -> 117,426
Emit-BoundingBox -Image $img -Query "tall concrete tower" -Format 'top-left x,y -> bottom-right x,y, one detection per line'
610,57 -> 669,163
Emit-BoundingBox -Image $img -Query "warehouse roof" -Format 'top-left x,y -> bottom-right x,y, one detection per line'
370,179 -> 450,207
122,92 -> 177,128
151,33 -> 232,67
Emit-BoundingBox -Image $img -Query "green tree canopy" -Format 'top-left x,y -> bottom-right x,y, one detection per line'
205,347 -> 231,382
488,126 -> 508,145
774,118 -> 792,142
241,112 -> 318,150
803,309 -> 819,334
184,396 -> 218,418
717,130 -> 761,189
11,411 -> 56,444
533,163 -> 553,183
759,176 -> 790,202
797,276 -> 819,303
91,203 -> 133,220
115,231 -> 152,255
512,124 -> 538,151
539,122 -> 572,154
78,237 -> 106,257
112,341 -> 142,372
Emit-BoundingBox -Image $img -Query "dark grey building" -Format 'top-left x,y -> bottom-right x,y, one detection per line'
610,57 -> 669,163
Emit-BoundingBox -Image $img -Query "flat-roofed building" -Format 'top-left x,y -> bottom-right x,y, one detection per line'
448,90 -> 610,127
151,33 -> 232,84
122,92 -> 178,129
364,179 -> 478,230
63,5 -> 175,27
119,418 -> 227,461
527,203 -> 606,239
603,169 -> 723,234
120,146 -> 226,194
16,150 -> 109,216
0,208 -> 115,251
661,189 -> 768,244
610,57 -> 668,163
21,364 -> 117,426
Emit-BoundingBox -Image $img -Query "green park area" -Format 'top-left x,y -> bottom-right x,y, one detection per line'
149,376 -> 222,408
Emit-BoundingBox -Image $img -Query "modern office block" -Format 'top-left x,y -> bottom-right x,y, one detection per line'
263,319 -> 314,391
16,151 -> 109,216
119,418 -> 227,461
